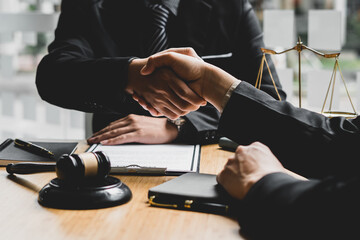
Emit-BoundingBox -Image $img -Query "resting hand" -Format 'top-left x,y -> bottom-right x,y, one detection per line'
216,142 -> 306,200
126,55 -> 206,120
87,114 -> 178,145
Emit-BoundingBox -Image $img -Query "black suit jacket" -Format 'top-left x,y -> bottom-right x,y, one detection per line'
36,0 -> 285,144
219,82 -> 360,239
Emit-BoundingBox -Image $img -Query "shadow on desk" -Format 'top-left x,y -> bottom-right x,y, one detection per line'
7,174 -> 41,192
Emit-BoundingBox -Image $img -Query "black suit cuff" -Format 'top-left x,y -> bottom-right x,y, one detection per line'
238,172 -> 319,238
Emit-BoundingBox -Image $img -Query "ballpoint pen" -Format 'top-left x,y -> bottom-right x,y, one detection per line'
14,138 -> 55,159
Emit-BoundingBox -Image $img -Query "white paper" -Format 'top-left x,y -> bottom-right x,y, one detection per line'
263,10 -> 295,48
308,10 -> 342,51
88,144 -> 200,173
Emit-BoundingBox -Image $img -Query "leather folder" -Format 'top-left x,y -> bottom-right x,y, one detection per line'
148,172 -> 240,216
0,138 -> 78,166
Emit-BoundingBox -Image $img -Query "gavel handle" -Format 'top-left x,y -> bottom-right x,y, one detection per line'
6,163 -> 56,174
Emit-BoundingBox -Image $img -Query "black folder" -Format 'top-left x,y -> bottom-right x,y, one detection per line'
148,172 -> 241,215
0,138 -> 78,166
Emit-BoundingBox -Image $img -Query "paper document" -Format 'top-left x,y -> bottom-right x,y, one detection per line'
87,144 -> 200,175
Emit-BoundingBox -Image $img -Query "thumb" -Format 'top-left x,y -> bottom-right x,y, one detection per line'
140,52 -> 177,76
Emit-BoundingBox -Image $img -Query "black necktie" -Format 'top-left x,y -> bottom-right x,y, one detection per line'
146,4 -> 170,56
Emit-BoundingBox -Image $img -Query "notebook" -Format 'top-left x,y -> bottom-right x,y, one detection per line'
0,138 -> 78,166
87,143 -> 200,175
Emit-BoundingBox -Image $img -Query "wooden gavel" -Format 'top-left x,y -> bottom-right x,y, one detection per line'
6,151 -> 111,183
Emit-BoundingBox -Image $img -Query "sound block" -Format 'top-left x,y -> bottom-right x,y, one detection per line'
38,176 -> 132,209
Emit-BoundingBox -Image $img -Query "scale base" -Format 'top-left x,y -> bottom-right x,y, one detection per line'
38,176 -> 132,209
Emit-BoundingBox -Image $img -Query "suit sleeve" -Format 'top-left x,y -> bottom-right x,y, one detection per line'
36,0 -> 132,113
181,0 -> 286,145
206,0 -> 286,100
219,81 -> 360,178
237,172 -> 360,239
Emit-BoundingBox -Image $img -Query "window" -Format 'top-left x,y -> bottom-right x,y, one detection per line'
0,0 -> 85,142
252,0 -> 360,116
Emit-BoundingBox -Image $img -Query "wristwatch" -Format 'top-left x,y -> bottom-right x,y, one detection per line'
168,117 -> 186,132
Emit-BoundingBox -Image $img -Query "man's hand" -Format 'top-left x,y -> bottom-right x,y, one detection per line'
87,114 -> 178,145
216,142 -> 306,200
139,48 -> 237,113
126,56 -> 206,120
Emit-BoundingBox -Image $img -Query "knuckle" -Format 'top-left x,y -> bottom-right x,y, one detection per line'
187,47 -> 195,54
235,145 -> 245,154
147,56 -> 155,64
127,114 -> 137,122
110,129 -> 118,135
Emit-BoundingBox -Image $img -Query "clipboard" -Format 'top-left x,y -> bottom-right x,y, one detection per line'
87,143 -> 200,175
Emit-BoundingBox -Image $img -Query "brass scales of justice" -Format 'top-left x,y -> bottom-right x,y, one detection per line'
255,37 -> 358,118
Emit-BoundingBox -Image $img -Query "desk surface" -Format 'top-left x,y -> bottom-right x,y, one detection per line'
0,143 -> 243,240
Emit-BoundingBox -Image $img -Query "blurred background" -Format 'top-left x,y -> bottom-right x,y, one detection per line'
0,0 -> 359,142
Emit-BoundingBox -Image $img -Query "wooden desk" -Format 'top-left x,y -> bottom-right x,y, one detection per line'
0,143 -> 243,240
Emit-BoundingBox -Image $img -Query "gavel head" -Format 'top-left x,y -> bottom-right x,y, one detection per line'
56,151 -> 111,183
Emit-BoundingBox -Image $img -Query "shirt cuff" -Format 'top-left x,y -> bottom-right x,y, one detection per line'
221,80 -> 241,112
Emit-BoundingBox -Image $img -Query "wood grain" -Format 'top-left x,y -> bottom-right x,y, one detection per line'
0,143 -> 244,240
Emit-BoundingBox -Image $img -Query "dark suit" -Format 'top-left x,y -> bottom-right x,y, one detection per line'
36,0 -> 285,144
220,82 -> 360,239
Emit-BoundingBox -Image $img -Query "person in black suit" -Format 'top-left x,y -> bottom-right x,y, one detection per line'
35,0 -> 285,145
137,48 -> 360,239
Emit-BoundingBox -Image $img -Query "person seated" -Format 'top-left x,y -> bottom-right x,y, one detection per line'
135,47 -> 360,239
35,0 -> 285,146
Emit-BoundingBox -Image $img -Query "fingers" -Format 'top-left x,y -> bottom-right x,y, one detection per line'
141,48 -> 202,76
132,93 -> 162,117
133,92 -> 184,120
88,123 -> 131,144
154,69 -> 205,112
168,76 -> 206,107
141,51 -> 199,76
216,156 -> 235,185
158,47 -> 202,60
135,68 -> 205,118
141,52 -> 178,75
100,131 -> 139,145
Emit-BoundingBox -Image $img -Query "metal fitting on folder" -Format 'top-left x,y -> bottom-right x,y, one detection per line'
149,196 -> 178,209
184,200 -> 193,208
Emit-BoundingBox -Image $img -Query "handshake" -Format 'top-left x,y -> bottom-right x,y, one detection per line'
125,48 -> 239,119
125,48 -> 306,201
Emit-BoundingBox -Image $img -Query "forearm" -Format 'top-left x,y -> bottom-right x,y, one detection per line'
219,81 -> 360,177
239,172 -> 360,239
202,62 -> 240,112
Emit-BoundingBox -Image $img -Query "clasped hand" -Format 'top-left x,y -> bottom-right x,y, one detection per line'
126,48 -> 207,120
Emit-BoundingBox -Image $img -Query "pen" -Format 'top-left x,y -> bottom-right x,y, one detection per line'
14,138 -> 55,159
